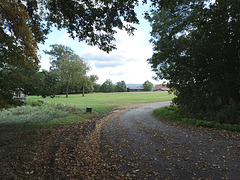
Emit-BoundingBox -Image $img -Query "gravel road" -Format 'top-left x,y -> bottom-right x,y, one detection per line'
100,101 -> 240,179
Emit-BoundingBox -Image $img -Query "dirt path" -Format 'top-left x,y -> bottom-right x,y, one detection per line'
100,102 -> 240,179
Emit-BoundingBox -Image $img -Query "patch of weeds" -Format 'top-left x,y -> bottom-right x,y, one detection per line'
26,100 -> 43,107
0,105 -> 68,124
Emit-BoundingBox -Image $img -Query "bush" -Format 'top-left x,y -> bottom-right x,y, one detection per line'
26,100 -> 43,107
0,94 -> 25,109
216,99 -> 240,125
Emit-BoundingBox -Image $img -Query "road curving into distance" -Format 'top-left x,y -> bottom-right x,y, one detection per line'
100,101 -> 240,179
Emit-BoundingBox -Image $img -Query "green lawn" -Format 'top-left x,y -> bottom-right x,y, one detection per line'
28,92 -> 175,115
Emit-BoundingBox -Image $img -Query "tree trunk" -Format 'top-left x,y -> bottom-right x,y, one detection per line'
82,85 -> 85,97
66,83 -> 69,98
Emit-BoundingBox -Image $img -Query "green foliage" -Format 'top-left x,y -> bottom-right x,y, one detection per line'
26,100 -> 44,107
100,79 -> 115,92
93,84 -> 101,92
86,75 -> 99,93
153,106 -> 240,132
45,44 -> 90,97
143,80 -> 153,91
1,0 -> 140,57
80,75 -> 99,96
0,1 -> 45,107
115,81 -> 127,92
0,61 -> 39,108
147,0 -> 240,123
42,0 -> 140,52
0,0 -> 43,64
216,99 -> 240,125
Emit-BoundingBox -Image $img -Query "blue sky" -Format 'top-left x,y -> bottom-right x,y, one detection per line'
38,3 -> 162,85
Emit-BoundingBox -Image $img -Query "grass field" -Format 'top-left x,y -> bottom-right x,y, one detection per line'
28,92 -> 175,115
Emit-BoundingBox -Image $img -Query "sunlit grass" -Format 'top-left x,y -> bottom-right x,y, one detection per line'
28,92 -> 175,115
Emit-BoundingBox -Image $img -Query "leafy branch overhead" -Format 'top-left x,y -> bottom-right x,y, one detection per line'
0,0 -> 141,61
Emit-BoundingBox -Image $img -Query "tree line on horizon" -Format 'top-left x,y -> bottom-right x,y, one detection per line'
94,79 -> 154,93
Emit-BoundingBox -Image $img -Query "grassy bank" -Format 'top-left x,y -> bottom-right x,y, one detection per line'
153,106 -> 240,132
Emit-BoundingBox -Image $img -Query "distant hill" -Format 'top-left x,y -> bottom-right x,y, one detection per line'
126,84 -> 142,88
126,84 -> 158,88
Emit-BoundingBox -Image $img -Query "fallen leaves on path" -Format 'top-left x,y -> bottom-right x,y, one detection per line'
100,104 -> 240,179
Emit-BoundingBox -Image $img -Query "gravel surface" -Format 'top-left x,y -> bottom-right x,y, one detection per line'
100,101 -> 240,179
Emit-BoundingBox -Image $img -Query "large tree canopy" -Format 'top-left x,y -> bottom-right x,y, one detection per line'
147,0 -> 240,123
0,0 -> 141,58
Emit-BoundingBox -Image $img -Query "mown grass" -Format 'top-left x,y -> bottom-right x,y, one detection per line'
0,92 -> 174,169
153,106 -> 240,132
28,92 -> 175,115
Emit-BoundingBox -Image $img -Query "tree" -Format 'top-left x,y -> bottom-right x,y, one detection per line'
22,69 -> 58,98
81,75 -> 99,96
115,81 -> 127,92
143,80 -> 153,91
0,59 -> 39,107
93,84 -> 101,92
147,0 -> 240,122
101,79 -> 115,93
45,44 -> 90,97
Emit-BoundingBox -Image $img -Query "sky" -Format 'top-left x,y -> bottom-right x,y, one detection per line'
38,3 -> 163,85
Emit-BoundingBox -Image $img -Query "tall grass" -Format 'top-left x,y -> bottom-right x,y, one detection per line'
0,105 -> 68,124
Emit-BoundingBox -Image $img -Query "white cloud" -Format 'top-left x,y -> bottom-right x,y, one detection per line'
39,27 -> 160,85
81,28 -> 159,84
39,57 -> 51,71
